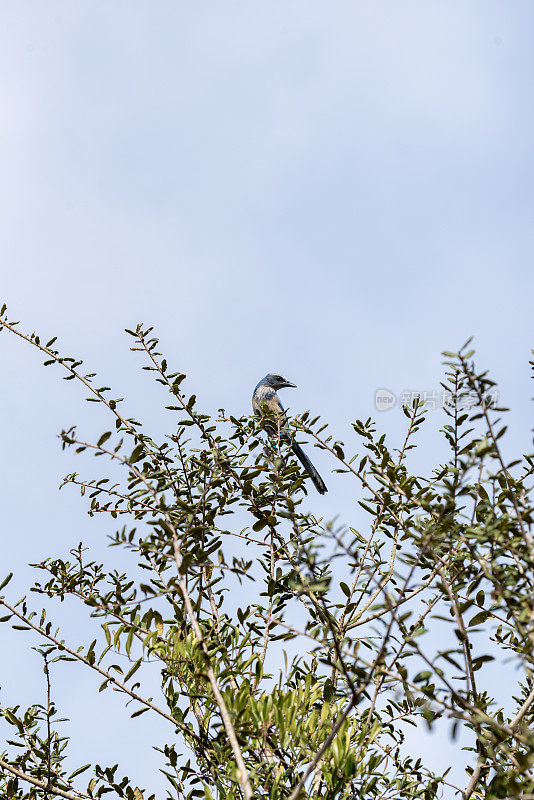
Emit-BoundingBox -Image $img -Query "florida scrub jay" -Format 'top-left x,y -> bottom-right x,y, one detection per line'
252,373 -> 327,495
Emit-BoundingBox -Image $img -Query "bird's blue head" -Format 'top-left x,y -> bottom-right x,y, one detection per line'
260,373 -> 297,390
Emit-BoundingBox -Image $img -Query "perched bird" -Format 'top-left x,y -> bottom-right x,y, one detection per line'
252,373 -> 327,495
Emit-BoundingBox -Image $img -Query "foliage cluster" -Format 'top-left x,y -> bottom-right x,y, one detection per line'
1,307 -> 533,800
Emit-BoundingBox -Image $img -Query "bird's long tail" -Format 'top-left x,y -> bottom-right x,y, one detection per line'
291,442 -> 328,495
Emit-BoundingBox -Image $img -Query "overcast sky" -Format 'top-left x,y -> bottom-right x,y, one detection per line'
1,2 -> 533,796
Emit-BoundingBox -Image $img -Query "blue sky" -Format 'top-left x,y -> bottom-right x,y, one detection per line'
1,1 -> 533,795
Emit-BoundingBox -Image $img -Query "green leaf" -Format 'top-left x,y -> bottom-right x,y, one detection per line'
129,444 -> 145,464
124,658 -> 142,683
469,611 -> 489,627
68,763 -> 91,779
131,707 -> 150,718
0,572 -> 13,591
97,432 -> 112,448
472,655 -> 495,670
414,671 -> 432,683
86,640 -> 97,665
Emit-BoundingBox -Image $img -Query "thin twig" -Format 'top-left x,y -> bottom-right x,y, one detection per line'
0,758 -> 89,800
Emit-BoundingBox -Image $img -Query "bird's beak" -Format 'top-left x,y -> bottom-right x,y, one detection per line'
284,381 -> 297,389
